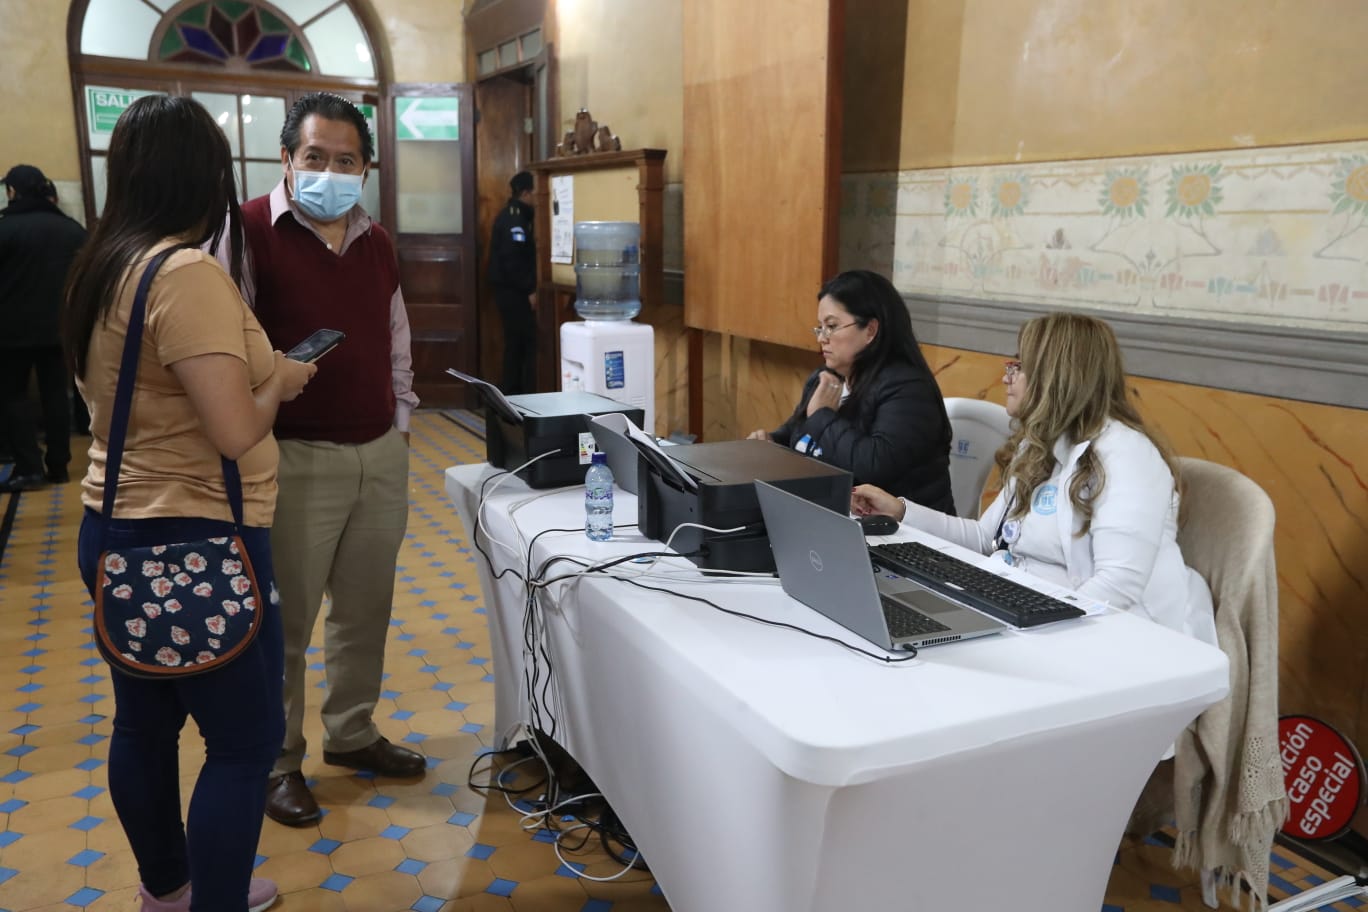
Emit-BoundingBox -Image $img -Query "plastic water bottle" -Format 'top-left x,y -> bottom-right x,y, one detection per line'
573,221 -> 642,321
585,452 -> 614,541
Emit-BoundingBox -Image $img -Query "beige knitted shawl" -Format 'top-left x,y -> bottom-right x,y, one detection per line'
1173,458 -> 1288,911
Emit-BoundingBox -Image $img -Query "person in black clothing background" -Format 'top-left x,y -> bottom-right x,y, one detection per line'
488,170 -> 538,393
45,179 -> 93,436
748,270 -> 956,514
0,164 -> 87,492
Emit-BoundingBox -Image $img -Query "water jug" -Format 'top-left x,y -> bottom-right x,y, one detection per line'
573,221 -> 642,321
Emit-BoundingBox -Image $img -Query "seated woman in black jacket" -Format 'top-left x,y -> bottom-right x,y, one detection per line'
747,270 -> 955,513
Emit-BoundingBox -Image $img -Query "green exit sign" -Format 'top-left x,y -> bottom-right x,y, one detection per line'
87,87 -> 162,135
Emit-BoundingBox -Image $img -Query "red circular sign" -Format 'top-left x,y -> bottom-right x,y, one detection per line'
1279,715 -> 1364,840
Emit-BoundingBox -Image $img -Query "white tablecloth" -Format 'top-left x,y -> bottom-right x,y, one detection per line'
445,463 -> 1229,912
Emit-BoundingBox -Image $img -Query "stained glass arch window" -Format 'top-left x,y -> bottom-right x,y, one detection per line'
77,0 -> 376,79
72,0 -> 385,223
155,2 -> 314,72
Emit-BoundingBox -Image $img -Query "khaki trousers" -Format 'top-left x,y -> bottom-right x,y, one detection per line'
269,428 -> 409,775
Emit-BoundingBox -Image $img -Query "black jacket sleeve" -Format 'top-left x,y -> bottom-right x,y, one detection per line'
769,370 -> 824,447
775,362 -> 955,512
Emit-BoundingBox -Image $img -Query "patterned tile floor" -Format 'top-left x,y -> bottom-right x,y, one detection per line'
0,411 -> 1360,911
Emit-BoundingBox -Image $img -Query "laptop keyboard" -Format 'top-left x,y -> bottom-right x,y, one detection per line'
871,541 -> 1085,628
880,596 -> 951,639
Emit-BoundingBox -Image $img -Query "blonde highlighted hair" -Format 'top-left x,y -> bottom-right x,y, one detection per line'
993,312 -> 1178,535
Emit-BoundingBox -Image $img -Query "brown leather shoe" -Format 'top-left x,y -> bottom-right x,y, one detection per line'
323,737 -> 426,777
264,771 -> 322,827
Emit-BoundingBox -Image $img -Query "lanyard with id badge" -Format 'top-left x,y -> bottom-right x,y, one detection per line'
992,515 -> 1021,566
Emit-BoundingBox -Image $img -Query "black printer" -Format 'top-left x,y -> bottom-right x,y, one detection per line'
636,439 -> 851,573
485,391 -> 646,489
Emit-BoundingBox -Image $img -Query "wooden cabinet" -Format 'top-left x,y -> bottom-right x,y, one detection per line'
682,0 -> 844,351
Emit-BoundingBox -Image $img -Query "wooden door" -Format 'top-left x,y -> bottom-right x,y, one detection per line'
475,73 -> 533,384
384,82 -> 478,409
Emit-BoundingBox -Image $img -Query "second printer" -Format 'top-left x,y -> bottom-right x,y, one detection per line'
634,438 -> 851,573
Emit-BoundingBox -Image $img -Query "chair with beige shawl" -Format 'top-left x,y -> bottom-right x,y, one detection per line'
1132,457 -> 1288,910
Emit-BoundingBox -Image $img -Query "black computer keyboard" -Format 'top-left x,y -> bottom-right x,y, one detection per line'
880,596 -> 951,639
870,541 -> 1086,628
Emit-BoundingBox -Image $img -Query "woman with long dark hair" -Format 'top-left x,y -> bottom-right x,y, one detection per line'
64,95 -> 315,912
748,269 -> 955,512
852,312 -> 1215,643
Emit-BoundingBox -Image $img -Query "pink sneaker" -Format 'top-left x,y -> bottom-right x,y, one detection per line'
137,885 -> 190,912
244,878 -> 279,912
138,878 -> 278,912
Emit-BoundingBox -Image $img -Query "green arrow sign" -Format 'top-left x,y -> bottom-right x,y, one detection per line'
396,97 -> 459,142
87,87 -> 162,135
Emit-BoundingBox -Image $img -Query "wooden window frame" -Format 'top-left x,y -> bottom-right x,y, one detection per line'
66,0 -> 390,225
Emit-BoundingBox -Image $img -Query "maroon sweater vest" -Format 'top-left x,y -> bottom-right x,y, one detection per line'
240,197 -> 399,443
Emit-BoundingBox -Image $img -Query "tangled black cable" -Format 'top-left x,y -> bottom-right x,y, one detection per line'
594,803 -> 648,870
464,744 -> 648,875
471,470 -> 526,583
465,745 -> 547,797
468,480 -> 912,892
523,526 -> 648,743
530,545 -> 683,591
524,549 -> 919,663
466,467 -> 654,878
606,575 -> 919,663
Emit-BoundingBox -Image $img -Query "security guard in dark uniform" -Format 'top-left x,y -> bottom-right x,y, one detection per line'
0,164 -> 87,491
488,171 -> 537,393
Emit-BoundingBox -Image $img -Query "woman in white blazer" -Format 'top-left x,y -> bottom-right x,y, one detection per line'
852,312 -> 1217,646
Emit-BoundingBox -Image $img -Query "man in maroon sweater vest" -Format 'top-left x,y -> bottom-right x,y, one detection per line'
231,93 -> 423,826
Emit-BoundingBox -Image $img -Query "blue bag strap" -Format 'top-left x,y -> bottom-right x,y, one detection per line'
100,244 -> 246,530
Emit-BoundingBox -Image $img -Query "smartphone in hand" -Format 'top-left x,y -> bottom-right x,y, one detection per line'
285,329 -> 345,363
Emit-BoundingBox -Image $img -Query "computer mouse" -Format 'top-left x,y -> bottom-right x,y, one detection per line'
857,514 -> 899,536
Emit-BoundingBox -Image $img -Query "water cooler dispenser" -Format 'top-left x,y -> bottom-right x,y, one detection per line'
560,221 -> 655,433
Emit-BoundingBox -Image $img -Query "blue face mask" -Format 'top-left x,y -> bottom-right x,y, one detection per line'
289,164 -> 364,222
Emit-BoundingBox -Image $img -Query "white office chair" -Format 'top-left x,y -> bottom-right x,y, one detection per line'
943,398 -> 1012,518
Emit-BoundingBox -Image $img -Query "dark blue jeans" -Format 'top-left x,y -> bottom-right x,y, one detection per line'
78,509 -> 285,912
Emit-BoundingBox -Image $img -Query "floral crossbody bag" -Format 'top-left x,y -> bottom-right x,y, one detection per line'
92,245 -> 264,678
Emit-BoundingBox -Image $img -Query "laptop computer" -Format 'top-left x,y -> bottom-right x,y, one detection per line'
754,481 -> 1007,651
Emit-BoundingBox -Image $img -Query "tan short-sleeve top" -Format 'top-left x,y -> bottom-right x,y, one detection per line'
78,244 -> 278,527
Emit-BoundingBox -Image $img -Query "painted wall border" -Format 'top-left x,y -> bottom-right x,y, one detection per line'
658,269 -> 1368,410
906,292 -> 1368,411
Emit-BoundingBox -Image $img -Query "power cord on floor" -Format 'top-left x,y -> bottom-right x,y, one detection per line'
465,746 -> 547,798
594,803 -> 648,871
464,733 -> 648,883
552,822 -> 648,882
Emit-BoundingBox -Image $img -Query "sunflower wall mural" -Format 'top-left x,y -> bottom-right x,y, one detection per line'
839,141 -> 1368,332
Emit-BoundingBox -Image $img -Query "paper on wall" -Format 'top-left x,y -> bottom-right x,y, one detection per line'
551,175 -> 574,264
